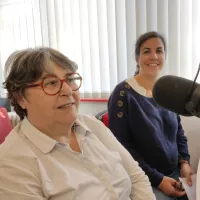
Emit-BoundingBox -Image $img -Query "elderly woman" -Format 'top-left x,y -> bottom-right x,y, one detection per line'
0,48 -> 155,200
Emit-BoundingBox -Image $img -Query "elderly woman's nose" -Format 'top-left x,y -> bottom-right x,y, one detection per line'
60,81 -> 73,95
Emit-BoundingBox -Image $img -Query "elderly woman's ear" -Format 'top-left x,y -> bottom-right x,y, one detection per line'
14,91 -> 26,110
18,97 -> 26,110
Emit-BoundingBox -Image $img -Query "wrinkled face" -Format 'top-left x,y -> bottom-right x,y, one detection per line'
19,64 -> 80,127
136,37 -> 165,78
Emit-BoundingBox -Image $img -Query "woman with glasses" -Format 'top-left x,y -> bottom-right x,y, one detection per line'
0,47 -> 155,200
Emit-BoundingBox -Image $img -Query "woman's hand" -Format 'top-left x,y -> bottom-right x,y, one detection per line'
180,163 -> 193,186
158,176 -> 186,197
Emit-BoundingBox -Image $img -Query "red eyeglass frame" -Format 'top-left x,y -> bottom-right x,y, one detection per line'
25,72 -> 82,96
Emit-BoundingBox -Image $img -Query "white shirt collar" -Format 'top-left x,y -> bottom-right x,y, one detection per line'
20,117 -> 92,154
125,76 -> 147,97
21,118 -> 57,154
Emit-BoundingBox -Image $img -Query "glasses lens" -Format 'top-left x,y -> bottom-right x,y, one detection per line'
67,74 -> 81,91
43,77 -> 61,94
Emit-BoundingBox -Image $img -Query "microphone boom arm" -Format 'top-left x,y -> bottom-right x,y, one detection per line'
185,85 -> 200,117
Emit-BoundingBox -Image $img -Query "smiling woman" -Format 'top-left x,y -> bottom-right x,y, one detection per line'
134,32 -> 166,78
0,47 -> 156,200
108,31 -> 192,200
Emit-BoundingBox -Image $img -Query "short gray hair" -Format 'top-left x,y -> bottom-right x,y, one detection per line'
3,47 -> 78,120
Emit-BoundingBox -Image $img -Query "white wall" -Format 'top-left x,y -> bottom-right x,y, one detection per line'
181,116 -> 200,173
79,102 -> 107,115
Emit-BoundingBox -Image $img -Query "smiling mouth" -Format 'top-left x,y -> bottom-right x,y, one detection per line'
148,64 -> 159,67
57,103 -> 75,109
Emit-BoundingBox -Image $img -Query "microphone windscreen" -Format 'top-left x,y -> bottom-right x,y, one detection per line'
152,75 -> 198,116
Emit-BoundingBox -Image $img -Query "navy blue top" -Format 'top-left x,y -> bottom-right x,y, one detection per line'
108,81 -> 190,187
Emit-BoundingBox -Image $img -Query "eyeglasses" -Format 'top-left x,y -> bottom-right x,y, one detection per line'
26,73 -> 82,96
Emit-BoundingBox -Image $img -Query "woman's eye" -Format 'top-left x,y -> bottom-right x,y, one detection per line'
43,78 -> 59,87
143,50 -> 150,54
49,81 -> 57,85
157,49 -> 163,53
67,78 -> 75,84
45,81 -> 56,86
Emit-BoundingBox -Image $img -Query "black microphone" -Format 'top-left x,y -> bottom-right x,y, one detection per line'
152,75 -> 200,117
